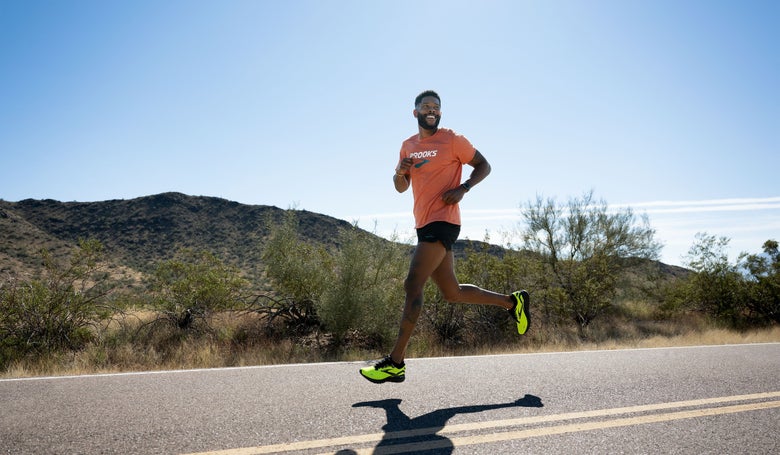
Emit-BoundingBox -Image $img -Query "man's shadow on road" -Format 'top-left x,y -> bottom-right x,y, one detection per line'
339,394 -> 543,454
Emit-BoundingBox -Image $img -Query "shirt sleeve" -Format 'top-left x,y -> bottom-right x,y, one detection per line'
452,133 -> 477,164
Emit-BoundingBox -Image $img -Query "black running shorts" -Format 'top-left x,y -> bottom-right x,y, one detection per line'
416,221 -> 461,251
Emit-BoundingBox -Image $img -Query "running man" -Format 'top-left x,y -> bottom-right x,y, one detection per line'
360,90 -> 529,384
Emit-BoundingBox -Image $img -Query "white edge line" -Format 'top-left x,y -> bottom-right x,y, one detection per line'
2,342 -> 777,383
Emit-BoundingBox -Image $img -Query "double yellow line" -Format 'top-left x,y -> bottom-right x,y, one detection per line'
186,391 -> 780,455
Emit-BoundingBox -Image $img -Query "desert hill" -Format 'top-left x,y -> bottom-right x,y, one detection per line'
0,193 -> 355,284
0,192 -> 689,289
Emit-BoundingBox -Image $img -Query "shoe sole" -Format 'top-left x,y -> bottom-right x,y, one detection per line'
514,290 -> 530,335
359,371 -> 406,384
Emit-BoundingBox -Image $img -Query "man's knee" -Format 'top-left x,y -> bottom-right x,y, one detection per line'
403,281 -> 424,305
403,272 -> 427,294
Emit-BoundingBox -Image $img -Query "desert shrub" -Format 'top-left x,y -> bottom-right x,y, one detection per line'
0,239 -> 115,367
521,191 -> 662,329
665,233 -> 748,327
739,239 -> 780,324
418,280 -> 466,346
145,249 -> 250,333
671,236 -> 780,327
319,226 -> 406,345
260,211 -> 334,332
449,240 -> 535,343
262,212 -> 407,346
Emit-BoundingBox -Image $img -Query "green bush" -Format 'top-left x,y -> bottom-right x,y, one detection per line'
0,239 -> 115,367
448,240 -> 534,343
147,249 -> 249,331
740,240 -> 780,323
260,211 -> 334,332
667,233 -> 749,327
262,212 -> 407,347
319,226 -> 406,344
739,240 -> 780,324
521,191 -> 662,329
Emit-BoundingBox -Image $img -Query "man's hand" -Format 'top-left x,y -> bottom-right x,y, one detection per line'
396,158 -> 413,176
441,185 -> 468,205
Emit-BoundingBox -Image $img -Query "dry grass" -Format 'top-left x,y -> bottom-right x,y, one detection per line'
2,308 -> 778,379
629,326 -> 780,349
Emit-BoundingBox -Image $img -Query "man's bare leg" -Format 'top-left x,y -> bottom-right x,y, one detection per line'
389,241 -> 448,364
431,250 -> 514,308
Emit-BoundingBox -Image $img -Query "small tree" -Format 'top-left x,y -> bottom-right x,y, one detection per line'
677,233 -> 745,326
148,249 -> 249,331
260,211 -> 334,332
0,239 -> 115,366
319,225 -> 406,344
521,191 -> 661,329
262,212 -> 406,346
739,239 -> 780,324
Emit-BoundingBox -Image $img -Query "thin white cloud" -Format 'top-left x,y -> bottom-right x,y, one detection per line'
619,196 -> 780,208
619,198 -> 780,215
349,196 -> 780,266
351,196 -> 780,227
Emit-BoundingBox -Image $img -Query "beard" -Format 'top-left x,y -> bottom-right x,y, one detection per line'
417,113 -> 441,131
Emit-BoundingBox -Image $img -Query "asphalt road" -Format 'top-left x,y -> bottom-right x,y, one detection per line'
1,343 -> 778,454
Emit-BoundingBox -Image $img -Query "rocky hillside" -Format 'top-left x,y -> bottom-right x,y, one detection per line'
0,192 -> 355,286
0,192 -> 690,290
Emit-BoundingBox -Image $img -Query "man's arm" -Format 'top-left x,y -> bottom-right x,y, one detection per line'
441,150 -> 491,205
393,173 -> 410,192
393,158 -> 413,193
463,150 -> 491,188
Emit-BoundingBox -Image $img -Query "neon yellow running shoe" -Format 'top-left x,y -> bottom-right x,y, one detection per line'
359,356 -> 406,384
510,290 -> 530,335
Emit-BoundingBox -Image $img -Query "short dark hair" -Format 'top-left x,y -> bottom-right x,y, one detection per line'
415,90 -> 440,108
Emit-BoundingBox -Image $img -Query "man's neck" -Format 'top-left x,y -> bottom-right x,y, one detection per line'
418,127 -> 438,139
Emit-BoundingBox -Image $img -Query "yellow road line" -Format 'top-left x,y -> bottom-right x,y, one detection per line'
355,400 -> 780,455
184,391 -> 780,455
438,390 -> 780,437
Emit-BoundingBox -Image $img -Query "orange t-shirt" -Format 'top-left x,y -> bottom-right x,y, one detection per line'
398,128 -> 476,228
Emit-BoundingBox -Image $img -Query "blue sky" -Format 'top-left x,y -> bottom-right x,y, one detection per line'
1,0 -> 778,266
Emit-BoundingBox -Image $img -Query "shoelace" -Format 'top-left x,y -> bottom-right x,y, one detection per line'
374,356 -> 393,369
